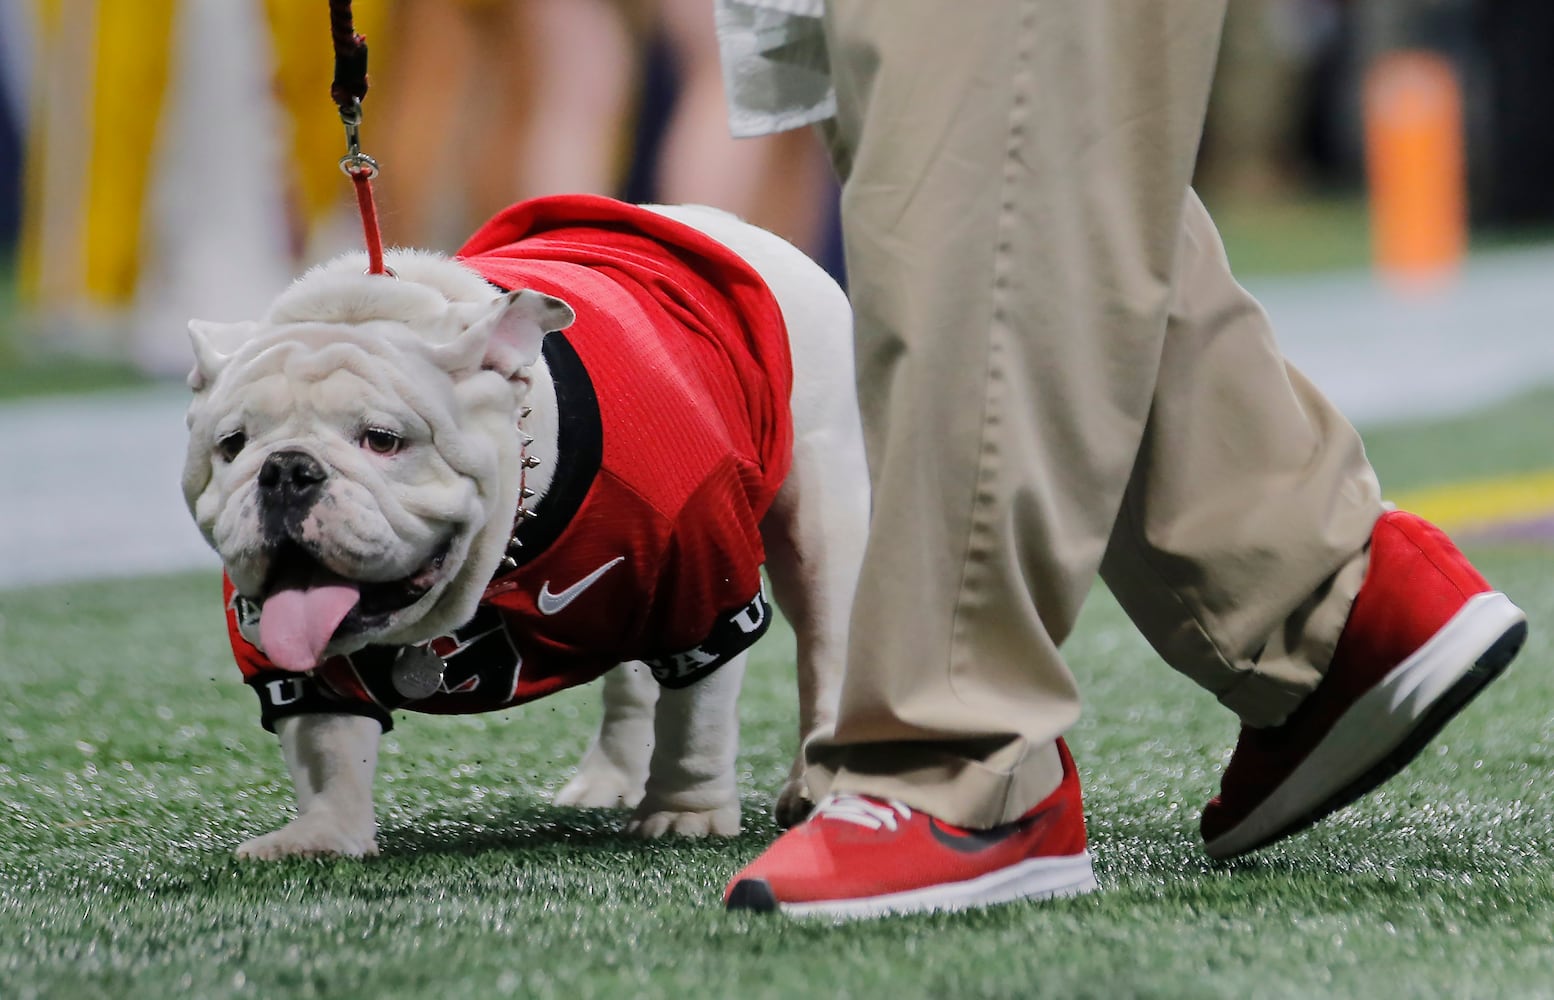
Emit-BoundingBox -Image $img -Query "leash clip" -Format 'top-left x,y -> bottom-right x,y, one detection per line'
337,98 -> 379,180
327,10 -> 388,276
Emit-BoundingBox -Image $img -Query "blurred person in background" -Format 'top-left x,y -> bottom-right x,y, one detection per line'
9,0 -> 1549,383
0,1 -> 26,262
1474,0 -> 1554,228
371,0 -> 641,248
1198,0 -> 1341,201
15,0 -> 389,376
13,0 -> 832,378
373,0 -> 834,257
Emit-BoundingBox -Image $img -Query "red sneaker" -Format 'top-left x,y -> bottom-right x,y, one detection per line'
1201,510 -> 1527,860
724,740 -> 1097,918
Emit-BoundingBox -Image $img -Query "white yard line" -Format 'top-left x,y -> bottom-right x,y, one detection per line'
1253,245 -> 1554,427
0,386 -> 218,589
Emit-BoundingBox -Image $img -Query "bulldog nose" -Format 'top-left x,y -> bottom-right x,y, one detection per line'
258,450 -> 327,503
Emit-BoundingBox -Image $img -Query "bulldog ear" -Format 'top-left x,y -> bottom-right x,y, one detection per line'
186,319 -> 256,391
443,290 -> 575,379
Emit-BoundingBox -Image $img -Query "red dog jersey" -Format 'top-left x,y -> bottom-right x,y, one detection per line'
229,195 -> 794,731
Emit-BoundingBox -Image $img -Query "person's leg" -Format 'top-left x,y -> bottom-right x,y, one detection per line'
726,0 -> 1529,916
1100,190 -> 1381,730
725,0 -> 1232,917
1104,194 -> 1526,860
372,0 -> 478,247
654,0 -> 832,255
1198,0 -> 1308,199
805,0 -> 1229,829
499,0 -> 641,203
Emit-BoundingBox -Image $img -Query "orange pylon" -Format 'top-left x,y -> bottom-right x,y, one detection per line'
1363,51 -> 1467,285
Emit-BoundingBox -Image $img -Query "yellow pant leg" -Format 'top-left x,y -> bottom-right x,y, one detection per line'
263,0 -> 390,242
22,0 -> 177,309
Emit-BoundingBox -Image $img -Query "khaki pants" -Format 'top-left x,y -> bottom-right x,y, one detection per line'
807,0 -> 1384,828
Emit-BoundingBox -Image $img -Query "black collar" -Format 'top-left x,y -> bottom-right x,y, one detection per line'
503,334 -> 602,568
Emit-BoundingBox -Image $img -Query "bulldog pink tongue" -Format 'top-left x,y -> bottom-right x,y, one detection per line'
258,584 -> 361,672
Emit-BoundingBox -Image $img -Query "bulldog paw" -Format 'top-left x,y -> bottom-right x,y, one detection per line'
554,764 -> 646,810
774,779 -> 815,829
626,802 -> 741,839
234,814 -> 378,860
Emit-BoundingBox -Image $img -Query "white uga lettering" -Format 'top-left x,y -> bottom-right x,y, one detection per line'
731,594 -> 768,635
264,678 -> 305,707
656,645 -> 721,681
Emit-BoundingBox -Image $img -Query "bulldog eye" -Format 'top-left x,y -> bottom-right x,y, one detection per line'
216,431 -> 247,462
360,427 -> 404,456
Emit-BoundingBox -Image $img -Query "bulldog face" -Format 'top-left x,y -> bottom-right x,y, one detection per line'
182,264 -> 572,672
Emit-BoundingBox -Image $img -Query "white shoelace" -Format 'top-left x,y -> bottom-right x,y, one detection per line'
814,794 -> 913,831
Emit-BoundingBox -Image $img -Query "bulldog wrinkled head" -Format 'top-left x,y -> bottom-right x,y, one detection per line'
182,253 -> 573,672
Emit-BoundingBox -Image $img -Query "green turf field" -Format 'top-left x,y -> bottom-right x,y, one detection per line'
3,394 -> 1552,999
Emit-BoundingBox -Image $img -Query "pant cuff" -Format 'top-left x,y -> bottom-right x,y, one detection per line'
804,737 -> 1065,829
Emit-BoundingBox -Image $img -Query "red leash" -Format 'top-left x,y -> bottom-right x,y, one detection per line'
329,0 -> 388,276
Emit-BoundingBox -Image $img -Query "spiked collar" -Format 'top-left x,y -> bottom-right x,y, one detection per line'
496,334 -> 602,574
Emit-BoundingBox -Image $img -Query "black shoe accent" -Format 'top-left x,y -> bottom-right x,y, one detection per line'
926,802 -> 1055,854
725,879 -> 778,913
1223,619 -> 1528,860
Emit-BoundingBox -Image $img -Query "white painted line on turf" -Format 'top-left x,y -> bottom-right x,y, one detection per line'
0,385 -> 219,589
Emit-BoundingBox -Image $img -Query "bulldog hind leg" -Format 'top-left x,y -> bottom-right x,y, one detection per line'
628,654 -> 746,838
554,662 -> 657,810
642,201 -> 868,828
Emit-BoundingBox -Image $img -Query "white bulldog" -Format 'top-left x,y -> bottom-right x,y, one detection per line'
182,198 -> 868,859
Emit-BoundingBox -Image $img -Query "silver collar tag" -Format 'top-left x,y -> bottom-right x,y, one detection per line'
391,644 -> 447,700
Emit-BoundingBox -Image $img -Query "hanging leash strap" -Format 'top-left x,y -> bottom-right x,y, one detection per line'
329,0 -> 388,275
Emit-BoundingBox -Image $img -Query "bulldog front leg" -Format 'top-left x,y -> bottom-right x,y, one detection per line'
627,654 -> 746,838
555,662 -> 658,810
235,713 -> 382,860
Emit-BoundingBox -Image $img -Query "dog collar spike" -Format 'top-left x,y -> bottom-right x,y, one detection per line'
507,420 -> 538,562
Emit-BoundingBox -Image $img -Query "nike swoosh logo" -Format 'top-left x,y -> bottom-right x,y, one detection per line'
537,556 -> 625,615
926,803 -> 1060,854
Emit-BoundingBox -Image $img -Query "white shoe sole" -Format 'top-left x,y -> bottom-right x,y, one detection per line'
1204,591 -> 1527,860
759,851 -> 1099,920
